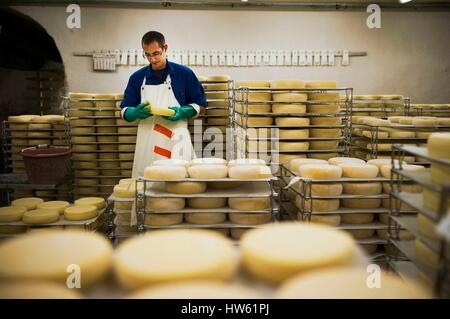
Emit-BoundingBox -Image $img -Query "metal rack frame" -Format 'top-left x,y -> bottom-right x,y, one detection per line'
350,96 -> 409,118
387,144 -> 449,297
232,86 -> 353,171
409,104 -> 450,117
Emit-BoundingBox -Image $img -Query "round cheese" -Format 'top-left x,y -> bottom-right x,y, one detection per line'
272,93 -> 308,103
310,117 -> 342,125
299,164 -> 342,179
37,201 -> 70,215
190,158 -> 227,166
341,213 -> 374,224
415,239 -> 439,270
146,198 -> 186,211
380,164 -> 425,179
309,141 -> 339,150
188,165 -> 228,179
144,213 -> 183,226
229,213 -> 271,225
152,159 -> 189,167
310,128 -> 342,138
64,205 -> 98,221
228,198 -> 270,211
275,117 -> 309,127
113,230 -> 238,289
343,182 -> 382,195
228,165 -> 271,179
272,104 -> 306,114
347,229 -> 375,239
74,197 -> 105,209
276,267 -> 431,298
328,157 -> 365,165
11,197 -> 44,210
207,75 -> 231,81
144,166 -> 187,180
308,93 -> 340,101
166,182 -> 207,194
185,213 -> 226,225
279,129 -> 309,139
22,209 -> 59,224
276,141 -> 309,151
228,159 -> 266,168
412,117 -> 438,126
299,213 -> 341,226
307,104 -> 339,114
207,181 -> 242,189
296,196 -> 340,212
187,198 -> 227,209
240,223 -> 356,283
290,158 -> 327,172
0,206 -> 27,222
342,198 -> 381,209
338,163 -> 379,178
417,213 -> 440,241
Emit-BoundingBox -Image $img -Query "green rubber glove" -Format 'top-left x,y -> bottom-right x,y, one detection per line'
123,102 -> 152,122
162,105 -> 197,122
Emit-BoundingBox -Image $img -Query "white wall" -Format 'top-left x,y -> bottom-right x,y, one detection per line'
13,5 -> 450,102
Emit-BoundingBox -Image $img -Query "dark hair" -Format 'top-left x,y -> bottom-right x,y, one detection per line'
141,31 -> 165,47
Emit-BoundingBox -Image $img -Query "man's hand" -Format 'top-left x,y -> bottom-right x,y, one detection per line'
162,105 -> 197,122
123,102 -> 152,122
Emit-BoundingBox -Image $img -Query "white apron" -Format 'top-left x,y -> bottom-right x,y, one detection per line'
131,74 -> 196,178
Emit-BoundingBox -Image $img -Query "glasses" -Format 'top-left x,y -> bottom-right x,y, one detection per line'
144,49 -> 164,59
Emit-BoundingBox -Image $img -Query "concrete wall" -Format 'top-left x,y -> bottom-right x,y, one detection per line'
12,5 -> 450,102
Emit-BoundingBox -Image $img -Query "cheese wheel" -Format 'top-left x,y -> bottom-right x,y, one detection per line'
343,182 -> 382,195
346,229 -> 375,239
290,158 -> 328,172
185,213 -> 226,225
146,198 -> 185,211
115,201 -> 132,210
235,80 -> 270,88
296,196 -> 340,212
144,213 -> 183,226
305,80 -> 337,89
228,198 -> 270,211
299,164 -> 342,179
235,92 -> 271,101
272,93 -> 308,102
422,188 -> 450,215
378,213 -> 390,224
303,183 -> 343,197
338,163 -> 379,178
275,117 -> 309,127
129,281 -> 261,299
113,230 -> 237,289
310,117 -> 342,125
415,239 -> 439,270
341,213 -> 374,224
0,206 -> 27,222
237,116 -> 273,126
272,104 -> 306,114
74,197 -> 105,210
307,104 -> 339,114
0,281 -> 83,299
299,213 -> 341,226
309,140 -> 339,150
438,118 -> 450,125
240,223 -> 356,283
308,93 -> 339,101
427,132 -> 450,159
279,129 -> 309,139
188,165 -> 228,179
22,209 -> 59,224
342,198 -> 381,209
152,159 -> 189,167
276,141 -> 309,151
228,159 -> 266,168
399,117 -> 414,125
228,165 -> 271,179
0,230 -> 112,286
270,80 -> 305,88
144,166 -> 187,180
328,157 -> 365,165
235,103 -> 271,114
229,213 -> 271,225
189,158 -> 227,166
11,197 -> 44,210
367,159 -> 404,171
276,267 -> 431,298
207,75 -> 231,81
412,117 -> 438,126
36,201 -> 70,215
113,183 -> 141,198
417,213 -> 440,241
64,205 -> 98,221
187,198 -> 226,209
380,164 -> 425,179
310,128 -> 341,137
207,181 -> 242,189
166,182 -> 207,194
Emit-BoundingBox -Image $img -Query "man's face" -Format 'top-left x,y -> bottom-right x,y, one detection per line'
143,41 -> 167,70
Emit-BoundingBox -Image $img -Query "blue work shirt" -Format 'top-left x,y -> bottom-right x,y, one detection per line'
120,60 -> 207,109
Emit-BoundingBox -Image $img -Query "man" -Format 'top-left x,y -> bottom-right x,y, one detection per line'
120,31 -> 206,178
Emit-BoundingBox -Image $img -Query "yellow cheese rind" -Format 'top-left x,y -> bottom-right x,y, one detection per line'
64,205 -> 98,221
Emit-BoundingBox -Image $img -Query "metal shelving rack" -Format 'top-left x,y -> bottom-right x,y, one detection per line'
279,164 -> 400,263
350,95 -> 409,118
233,86 -> 353,173
129,176 -> 280,240
63,95 -> 134,199
387,144 -> 449,298
190,80 -> 234,160
1,118 -> 72,202
351,122 -> 450,162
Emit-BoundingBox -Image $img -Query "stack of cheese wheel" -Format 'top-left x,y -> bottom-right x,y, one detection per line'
337,160 -> 380,241
8,115 -> 37,175
417,133 -> 450,268
411,117 -> 438,139
5,198 -> 45,232
307,81 -> 341,160
113,179 -> 142,232
27,116 -> 51,147
115,93 -> 136,177
69,93 -> 98,198
240,222 -> 358,283
294,163 -> 342,227
235,80 -> 271,114
93,93 -> 120,194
